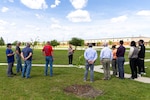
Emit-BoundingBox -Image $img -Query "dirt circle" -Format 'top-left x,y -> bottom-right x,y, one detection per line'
64,84 -> 103,98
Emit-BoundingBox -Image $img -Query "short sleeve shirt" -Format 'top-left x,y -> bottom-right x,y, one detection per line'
22,47 -> 33,61
16,46 -> 21,54
42,45 -> 53,56
6,49 -> 14,63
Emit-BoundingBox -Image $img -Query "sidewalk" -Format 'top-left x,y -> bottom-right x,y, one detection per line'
0,63 -> 150,84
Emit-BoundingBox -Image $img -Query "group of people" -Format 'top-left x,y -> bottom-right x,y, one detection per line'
6,40 -> 146,82
6,42 -> 33,78
6,41 -> 53,78
83,39 -> 146,82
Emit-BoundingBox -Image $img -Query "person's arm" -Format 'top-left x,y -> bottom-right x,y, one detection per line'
21,52 -> 24,60
84,50 -> 88,61
110,51 -> 113,61
93,50 -> 98,62
128,47 -> 134,58
7,50 -> 15,56
24,52 -> 32,61
89,51 -> 97,64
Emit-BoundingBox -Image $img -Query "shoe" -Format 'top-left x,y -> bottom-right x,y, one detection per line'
129,77 -> 134,80
90,81 -> 93,83
102,78 -> 108,80
143,73 -> 146,75
12,73 -> 16,75
8,75 -> 13,77
138,74 -> 141,77
69,64 -> 73,66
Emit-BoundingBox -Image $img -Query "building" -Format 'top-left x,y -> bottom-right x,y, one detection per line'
60,36 -> 150,46
85,36 -> 150,46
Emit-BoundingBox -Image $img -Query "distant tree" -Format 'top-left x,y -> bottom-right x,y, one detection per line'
42,41 -> 46,46
109,40 -> 113,45
97,42 -> 101,46
0,37 -> 5,46
148,40 -> 150,46
22,42 -> 25,46
12,41 -> 18,46
50,40 -> 60,47
69,37 -> 84,49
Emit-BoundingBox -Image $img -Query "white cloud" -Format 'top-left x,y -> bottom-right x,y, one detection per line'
50,23 -> 71,31
51,18 -> 59,23
51,24 -> 61,29
20,0 -> 48,9
111,15 -> 128,23
0,20 -> 8,25
8,0 -> 14,2
1,7 -> 9,12
10,22 -> 16,26
136,10 -> 150,16
25,24 -> 40,31
35,14 -> 43,19
67,9 -> 91,22
70,0 -> 88,9
51,0 -> 61,8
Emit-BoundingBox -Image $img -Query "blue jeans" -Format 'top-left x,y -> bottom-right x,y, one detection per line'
84,61 -> 94,81
22,60 -> 32,78
117,57 -> 125,79
45,56 -> 53,76
16,55 -> 22,73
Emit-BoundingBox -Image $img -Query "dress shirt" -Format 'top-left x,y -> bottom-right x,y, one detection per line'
84,48 -> 97,61
100,47 -> 113,61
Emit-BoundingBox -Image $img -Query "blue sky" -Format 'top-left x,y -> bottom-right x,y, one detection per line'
0,0 -> 150,43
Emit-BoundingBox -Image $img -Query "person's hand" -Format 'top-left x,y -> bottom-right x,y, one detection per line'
13,52 -> 15,55
88,60 -> 94,64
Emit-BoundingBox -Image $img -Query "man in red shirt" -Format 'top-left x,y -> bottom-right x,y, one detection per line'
42,41 -> 53,76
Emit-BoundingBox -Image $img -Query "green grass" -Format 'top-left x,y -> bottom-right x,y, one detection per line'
1,47 -> 150,77
124,62 -> 150,77
0,66 -> 150,100
1,47 -> 150,64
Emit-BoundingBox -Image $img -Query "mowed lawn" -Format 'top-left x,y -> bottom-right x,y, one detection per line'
0,66 -> 150,100
0,47 -> 150,77
0,47 -> 150,99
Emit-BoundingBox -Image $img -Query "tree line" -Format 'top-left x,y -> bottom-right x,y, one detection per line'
0,37 -> 84,48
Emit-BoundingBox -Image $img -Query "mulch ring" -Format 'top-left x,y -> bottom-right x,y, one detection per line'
64,84 -> 103,98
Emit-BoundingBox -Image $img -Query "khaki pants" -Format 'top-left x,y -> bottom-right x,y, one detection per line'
102,58 -> 111,79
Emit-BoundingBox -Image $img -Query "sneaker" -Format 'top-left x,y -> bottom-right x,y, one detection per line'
84,80 -> 86,82
138,74 -> 141,77
8,75 -> 13,77
90,81 -> 93,83
143,73 -> 146,75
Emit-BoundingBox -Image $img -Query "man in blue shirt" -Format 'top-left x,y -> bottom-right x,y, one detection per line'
100,42 -> 113,80
84,43 -> 97,82
6,43 -> 15,77
21,42 -> 33,78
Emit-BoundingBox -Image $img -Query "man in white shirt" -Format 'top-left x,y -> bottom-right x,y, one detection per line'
100,42 -> 113,80
84,43 -> 97,82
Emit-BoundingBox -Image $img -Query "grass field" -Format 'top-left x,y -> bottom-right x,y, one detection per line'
1,47 -> 150,76
1,47 -> 150,99
1,47 -> 150,65
0,66 -> 150,100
